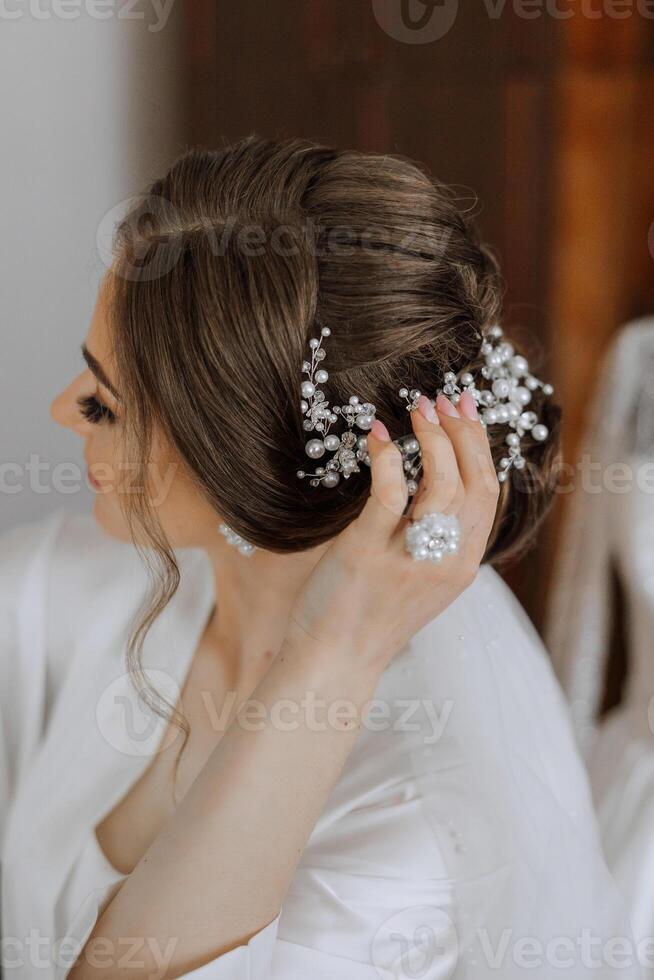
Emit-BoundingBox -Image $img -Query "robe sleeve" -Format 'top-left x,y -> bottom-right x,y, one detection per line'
60,696 -> 459,979
61,808 -> 455,980
61,887 -> 284,980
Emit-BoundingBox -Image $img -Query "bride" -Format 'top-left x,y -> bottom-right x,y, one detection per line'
0,136 -> 640,978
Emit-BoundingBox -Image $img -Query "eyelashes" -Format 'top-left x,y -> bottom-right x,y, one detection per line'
77,393 -> 117,426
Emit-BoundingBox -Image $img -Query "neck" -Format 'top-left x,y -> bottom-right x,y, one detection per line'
201,535 -> 329,674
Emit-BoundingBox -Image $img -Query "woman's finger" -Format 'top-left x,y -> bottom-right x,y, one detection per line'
409,395 -> 464,521
354,419 -> 408,543
431,393 -> 499,564
434,391 -> 500,512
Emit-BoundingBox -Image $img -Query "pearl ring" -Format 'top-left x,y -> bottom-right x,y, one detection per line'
404,512 -> 461,564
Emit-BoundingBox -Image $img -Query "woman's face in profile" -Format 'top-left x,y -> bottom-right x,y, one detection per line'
49,278 -> 219,548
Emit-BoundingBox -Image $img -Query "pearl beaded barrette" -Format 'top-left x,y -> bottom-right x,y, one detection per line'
296,324 -> 553,490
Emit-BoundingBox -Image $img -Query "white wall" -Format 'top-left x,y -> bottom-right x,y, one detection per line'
0,0 -> 183,533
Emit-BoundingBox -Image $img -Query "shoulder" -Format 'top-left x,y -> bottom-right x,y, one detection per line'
0,510 -> 144,633
0,508 -> 133,590
403,561 -> 552,684
0,512 -> 136,704
48,510 -> 147,619
329,562 -> 553,780
1,507 -> 208,614
292,567 -> 594,945
403,562 -> 573,756
0,510 -> 66,604
322,562 -> 593,851
0,509 -> 209,696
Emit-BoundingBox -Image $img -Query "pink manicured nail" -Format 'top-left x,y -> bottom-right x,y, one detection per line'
436,393 -> 460,418
370,419 -> 391,442
459,390 -> 479,420
417,394 -> 439,425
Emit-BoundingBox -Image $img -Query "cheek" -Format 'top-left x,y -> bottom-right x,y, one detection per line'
87,429 -> 131,541
86,426 -> 124,487
93,427 -> 218,548
90,437 -> 162,543
145,447 -> 219,547
145,449 -> 185,514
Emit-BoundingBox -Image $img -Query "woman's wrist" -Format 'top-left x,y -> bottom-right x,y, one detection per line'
278,625 -> 391,704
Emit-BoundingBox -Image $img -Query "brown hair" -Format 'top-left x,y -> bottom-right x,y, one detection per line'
106,135 -> 561,765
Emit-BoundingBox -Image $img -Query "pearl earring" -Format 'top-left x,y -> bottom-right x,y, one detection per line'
218,523 -> 257,556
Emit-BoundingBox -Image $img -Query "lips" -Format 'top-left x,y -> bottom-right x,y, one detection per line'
86,465 -> 102,491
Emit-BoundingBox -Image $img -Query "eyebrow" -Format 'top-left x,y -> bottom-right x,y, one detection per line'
81,344 -> 121,401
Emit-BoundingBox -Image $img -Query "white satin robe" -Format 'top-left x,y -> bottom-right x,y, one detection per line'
0,509 -> 642,978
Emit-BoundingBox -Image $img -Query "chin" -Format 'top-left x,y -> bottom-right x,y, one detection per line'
91,493 -> 133,543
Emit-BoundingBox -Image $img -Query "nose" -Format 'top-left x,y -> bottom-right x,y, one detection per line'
50,370 -> 91,435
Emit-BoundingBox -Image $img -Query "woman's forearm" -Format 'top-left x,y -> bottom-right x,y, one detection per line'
70,636 -> 383,979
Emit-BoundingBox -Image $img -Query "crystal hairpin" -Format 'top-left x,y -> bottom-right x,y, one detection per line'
295,328 -> 424,493
441,324 -> 553,482
295,327 -> 375,489
296,324 -> 553,490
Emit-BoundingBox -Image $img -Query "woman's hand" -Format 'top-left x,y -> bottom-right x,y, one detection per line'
286,390 -> 500,673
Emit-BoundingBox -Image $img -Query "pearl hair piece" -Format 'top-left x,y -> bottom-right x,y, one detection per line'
296,327 -> 424,493
296,323 -> 553,489
219,324 -> 553,557
441,324 -> 553,483
295,326 -> 375,489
